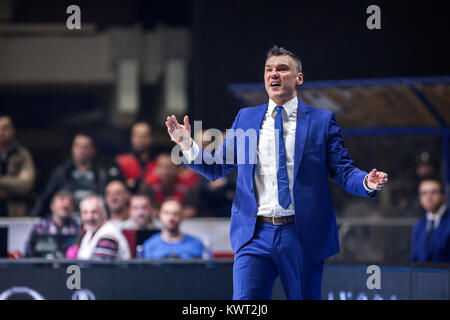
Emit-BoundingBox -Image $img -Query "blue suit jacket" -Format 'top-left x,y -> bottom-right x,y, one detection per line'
186,100 -> 375,261
411,209 -> 450,263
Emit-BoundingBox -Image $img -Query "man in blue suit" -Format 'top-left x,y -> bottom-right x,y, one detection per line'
165,45 -> 389,299
411,177 -> 449,263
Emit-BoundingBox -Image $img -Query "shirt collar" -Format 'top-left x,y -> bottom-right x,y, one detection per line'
268,96 -> 298,118
426,204 -> 447,223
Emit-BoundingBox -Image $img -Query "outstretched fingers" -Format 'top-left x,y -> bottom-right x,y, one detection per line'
183,115 -> 190,130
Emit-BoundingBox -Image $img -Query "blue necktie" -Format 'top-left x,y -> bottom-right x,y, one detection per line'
275,106 -> 292,209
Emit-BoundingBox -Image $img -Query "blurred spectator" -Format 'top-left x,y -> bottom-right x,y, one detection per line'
184,129 -> 235,217
31,132 -> 122,217
415,152 -> 437,180
177,167 -> 201,218
24,190 -> 80,258
142,198 -> 203,259
127,194 -> 159,230
185,172 -> 236,217
394,151 -> 440,218
77,194 -> 130,261
105,180 -> 134,229
0,115 -> 35,217
116,122 -> 156,192
411,177 -> 449,263
139,153 -> 199,211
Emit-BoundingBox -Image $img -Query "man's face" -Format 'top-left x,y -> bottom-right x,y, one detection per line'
159,200 -> 183,233
156,156 -> 178,185
81,197 -> 107,232
105,181 -> 129,213
131,123 -> 152,153
264,55 -> 303,105
419,180 -> 444,213
130,196 -> 152,229
416,162 -> 435,178
0,117 -> 15,146
71,135 -> 95,165
50,195 -> 75,220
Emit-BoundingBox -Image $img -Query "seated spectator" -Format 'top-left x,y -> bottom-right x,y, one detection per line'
31,132 -> 123,217
105,180 -> 134,229
77,194 -> 130,261
185,172 -> 237,217
411,177 -> 449,263
183,129 -> 235,217
395,152 -> 440,218
0,115 -> 35,217
127,194 -> 159,230
139,153 -> 199,210
116,122 -> 156,193
142,198 -> 204,259
24,190 -> 80,258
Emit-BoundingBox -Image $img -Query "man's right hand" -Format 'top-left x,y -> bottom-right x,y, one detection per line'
165,115 -> 193,151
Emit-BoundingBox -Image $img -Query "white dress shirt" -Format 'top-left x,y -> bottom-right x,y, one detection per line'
254,96 -> 298,217
426,204 -> 447,231
183,96 -> 373,218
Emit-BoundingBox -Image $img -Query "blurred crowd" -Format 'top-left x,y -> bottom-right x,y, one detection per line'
0,114 -> 448,263
0,114 -> 234,261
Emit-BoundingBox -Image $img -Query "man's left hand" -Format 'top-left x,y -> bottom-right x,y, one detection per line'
367,168 -> 389,191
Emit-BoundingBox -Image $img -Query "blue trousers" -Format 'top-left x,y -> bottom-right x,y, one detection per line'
233,220 -> 324,300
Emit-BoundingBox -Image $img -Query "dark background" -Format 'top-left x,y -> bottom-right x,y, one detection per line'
6,0 -> 450,129
191,0 -> 450,128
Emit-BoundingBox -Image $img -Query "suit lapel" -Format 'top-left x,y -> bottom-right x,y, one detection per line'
293,99 -> 311,182
431,209 -> 449,243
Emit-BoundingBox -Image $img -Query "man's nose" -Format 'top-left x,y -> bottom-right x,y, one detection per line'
269,71 -> 279,79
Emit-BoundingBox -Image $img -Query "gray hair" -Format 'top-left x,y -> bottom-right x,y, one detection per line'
79,194 -> 107,214
266,45 -> 302,73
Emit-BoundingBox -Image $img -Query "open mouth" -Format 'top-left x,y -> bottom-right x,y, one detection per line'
270,81 -> 281,87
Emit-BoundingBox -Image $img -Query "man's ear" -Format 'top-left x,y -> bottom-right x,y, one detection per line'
297,73 -> 304,85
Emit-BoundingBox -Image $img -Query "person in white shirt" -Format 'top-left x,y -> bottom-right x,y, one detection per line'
77,194 -> 130,261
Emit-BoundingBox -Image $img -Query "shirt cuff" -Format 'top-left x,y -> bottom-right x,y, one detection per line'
181,139 -> 199,163
363,174 -> 375,193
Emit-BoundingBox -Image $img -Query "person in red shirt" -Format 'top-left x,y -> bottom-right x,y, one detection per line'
139,153 -> 199,215
116,122 -> 156,193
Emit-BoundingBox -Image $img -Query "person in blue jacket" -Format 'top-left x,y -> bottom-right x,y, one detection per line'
411,177 -> 449,263
165,45 -> 389,299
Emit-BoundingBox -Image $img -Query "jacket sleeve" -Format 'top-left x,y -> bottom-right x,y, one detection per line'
326,112 -> 376,198
410,222 -> 419,262
184,110 -> 242,181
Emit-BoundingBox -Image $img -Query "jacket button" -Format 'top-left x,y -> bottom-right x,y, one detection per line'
251,213 -> 256,217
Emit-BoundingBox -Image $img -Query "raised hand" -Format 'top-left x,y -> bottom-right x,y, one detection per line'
366,169 -> 389,191
165,115 -> 192,151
